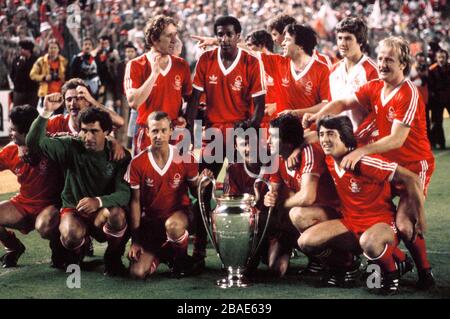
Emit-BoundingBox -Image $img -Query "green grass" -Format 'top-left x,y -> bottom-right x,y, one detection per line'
1,122 -> 450,299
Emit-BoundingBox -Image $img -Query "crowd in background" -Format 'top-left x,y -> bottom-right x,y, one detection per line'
0,0 -> 449,147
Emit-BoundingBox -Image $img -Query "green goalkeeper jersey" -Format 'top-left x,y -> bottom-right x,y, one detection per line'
26,115 -> 131,209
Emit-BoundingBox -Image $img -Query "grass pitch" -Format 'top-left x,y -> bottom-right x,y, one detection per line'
0,123 -> 449,299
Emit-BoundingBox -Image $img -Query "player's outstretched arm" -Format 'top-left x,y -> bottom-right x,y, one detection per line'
128,188 -> 144,261
283,174 -> 318,209
26,93 -> 69,163
302,97 -> 359,129
340,122 -> 410,171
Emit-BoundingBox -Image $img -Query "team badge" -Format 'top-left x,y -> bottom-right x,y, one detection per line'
265,74 -> 274,86
281,77 -> 290,87
39,159 -> 49,175
349,178 -> 361,193
105,163 -> 114,177
387,106 -> 395,122
304,80 -> 313,95
173,75 -> 182,90
231,76 -> 243,91
209,75 -> 218,84
170,173 -> 182,189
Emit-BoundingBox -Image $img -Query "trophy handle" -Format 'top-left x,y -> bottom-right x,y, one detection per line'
197,175 -> 222,263
250,178 -> 273,259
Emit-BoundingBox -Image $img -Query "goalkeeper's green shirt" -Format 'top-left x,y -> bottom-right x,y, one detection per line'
26,115 -> 131,209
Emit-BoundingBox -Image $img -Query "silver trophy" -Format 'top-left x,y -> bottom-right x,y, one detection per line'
197,176 -> 272,288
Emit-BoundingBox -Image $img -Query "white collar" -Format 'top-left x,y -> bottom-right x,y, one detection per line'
217,47 -> 242,76
148,144 -> 174,176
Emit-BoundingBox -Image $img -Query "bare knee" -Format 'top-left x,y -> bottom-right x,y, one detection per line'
396,219 -> 413,242
35,210 -> 59,239
106,208 -> 126,229
360,233 -> 383,258
165,216 -> 187,239
289,207 -> 322,232
59,221 -> 85,249
130,263 -> 148,280
297,232 -> 316,254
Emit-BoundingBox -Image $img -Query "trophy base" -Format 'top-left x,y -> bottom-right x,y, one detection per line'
216,275 -> 250,288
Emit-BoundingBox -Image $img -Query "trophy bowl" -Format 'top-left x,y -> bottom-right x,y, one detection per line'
198,177 -> 272,288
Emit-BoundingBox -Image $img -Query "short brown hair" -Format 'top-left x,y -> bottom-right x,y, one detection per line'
144,15 -> 177,47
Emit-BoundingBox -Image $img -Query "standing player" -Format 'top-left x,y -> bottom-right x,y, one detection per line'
329,17 -> 379,144
26,95 -> 131,276
125,111 -> 212,279
47,78 -> 124,136
263,114 -> 341,277
279,24 -> 330,115
304,36 -> 435,289
0,105 -> 62,268
187,16 -> 266,264
299,115 -> 422,293
125,15 -> 192,155
267,14 -> 333,68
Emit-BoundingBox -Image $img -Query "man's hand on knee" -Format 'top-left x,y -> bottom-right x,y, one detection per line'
76,197 -> 101,216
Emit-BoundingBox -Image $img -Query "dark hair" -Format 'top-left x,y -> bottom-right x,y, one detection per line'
19,40 -> 34,52
335,17 -> 368,48
436,48 -> 449,60
317,115 -> 357,149
147,111 -> 172,128
82,37 -> 94,46
10,104 -> 39,134
144,15 -> 177,47
214,16 -> 241,35
100,35 -> 112,43
124,41 -> 137,51
285,23 -> 317,56
61,78 -> 90,98
269,113 -> 304,149
46,38 -> 60,51
78,107 -> 113,133
268,14 -> 296,34
245,29 -> 274,52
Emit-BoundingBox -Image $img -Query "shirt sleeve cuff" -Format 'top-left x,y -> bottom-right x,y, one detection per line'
96,197 -> 103,208
39,109 -> 53,119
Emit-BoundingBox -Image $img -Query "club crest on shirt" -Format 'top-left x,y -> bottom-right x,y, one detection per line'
173,75 -> 182,90
170,173 -> 182,189
387,106 -> 395,122
231,76 -> 243,91
281,77 -> 290,87
39,159 -> 49,175
145,177 -> 154,187
14,166 -> 22,176
349,178 -> 361,193
304,80 -> 313,95
209,75 -> 218,84
265,73 -> 274,86
105,163 -> 114,177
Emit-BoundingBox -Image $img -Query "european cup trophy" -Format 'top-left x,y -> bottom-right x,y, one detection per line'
197,176 -> 272,288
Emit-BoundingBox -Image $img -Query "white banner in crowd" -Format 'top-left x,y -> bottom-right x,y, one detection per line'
0,90 -> 11,138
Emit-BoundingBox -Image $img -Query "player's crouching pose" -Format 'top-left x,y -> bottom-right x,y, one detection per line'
125,111 -> 213,279
299,115 -> 423,294
26,93 -> 131,276
0,105 -> 62,267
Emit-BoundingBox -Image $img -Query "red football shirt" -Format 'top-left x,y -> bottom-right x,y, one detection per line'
125,145 -> 198,220
325,154 -> 396,223
193,47 -> 265,124
269,143 -> 339,209
46,114 -> 78,135
124,53 -> 192,126
0,143 -> 62,211
280,57 -> 330,110
354,79 -> 433,164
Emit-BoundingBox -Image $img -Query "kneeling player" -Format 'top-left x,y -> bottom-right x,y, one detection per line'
126,111 -> 212,279
26,94 -> 131,276
299,115 -> 422,293
0,105 -> 62,267
263,114 -> 341,277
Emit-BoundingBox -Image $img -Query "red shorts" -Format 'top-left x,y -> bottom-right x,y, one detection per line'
392,158 -> 435,198
60,207 -> 107,241
341,215 -> 396,240
10,197 -> 56,234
